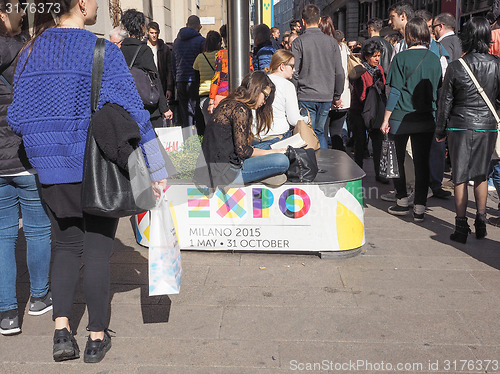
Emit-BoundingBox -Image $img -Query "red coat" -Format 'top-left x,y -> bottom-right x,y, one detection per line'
350,65 -> 385,111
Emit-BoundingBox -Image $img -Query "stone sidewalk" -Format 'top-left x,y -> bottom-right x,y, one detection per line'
2,167 -> 500,374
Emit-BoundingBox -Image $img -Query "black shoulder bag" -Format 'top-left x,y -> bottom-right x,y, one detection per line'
81,38 -> 156,217
128,45 -> 161,109
285,146 -> 319,182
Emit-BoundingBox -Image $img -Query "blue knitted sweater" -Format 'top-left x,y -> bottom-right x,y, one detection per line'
7,28 -> 167,184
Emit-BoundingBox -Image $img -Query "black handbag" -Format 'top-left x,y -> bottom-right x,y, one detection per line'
285,146 -> 318,182
128,46 -> 160,110
81,38 -> 155,218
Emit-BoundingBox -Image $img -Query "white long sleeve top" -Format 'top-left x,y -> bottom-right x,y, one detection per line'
254,74 -> 308,138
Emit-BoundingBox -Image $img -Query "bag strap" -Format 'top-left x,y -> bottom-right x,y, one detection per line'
128,45 -> 142,70
458,57 -> 500,125
202,52 -> 215,71
91,38 -> 106,113
406,49 -> 429,83
0,74 -> 12,92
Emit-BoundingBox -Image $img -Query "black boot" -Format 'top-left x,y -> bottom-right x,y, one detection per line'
474,213 -> 487,239
450,216 -> 470,244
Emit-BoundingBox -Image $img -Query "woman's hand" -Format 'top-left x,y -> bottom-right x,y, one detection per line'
152,179 -> 168,199
208,101 -> 214,114
163,110 -> 173,120
380,121 -> 390,134
436,136 -> 447,143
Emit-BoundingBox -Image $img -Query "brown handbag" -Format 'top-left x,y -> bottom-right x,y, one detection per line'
293,108 -> 320,150
347,52 -> 366,80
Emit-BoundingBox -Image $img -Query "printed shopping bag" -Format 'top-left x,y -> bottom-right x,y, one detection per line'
379,133 -> 400,179
155,127 -> 184,152
148,193 -> 182,295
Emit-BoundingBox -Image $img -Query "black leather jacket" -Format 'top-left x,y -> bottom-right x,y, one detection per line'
436,53 -> 500,138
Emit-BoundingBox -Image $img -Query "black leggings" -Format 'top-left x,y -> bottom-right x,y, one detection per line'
48,210 -> 119,331
392,132 -> 433,206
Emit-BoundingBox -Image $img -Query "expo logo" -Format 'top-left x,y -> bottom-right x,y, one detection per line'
187,187 -> 311,219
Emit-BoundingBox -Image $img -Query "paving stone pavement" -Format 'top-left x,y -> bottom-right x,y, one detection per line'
2,164 -> 500,374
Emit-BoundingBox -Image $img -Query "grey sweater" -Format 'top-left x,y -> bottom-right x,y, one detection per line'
291,27 -> 345,102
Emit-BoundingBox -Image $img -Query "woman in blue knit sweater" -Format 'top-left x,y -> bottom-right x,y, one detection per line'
7,0 -> 167,364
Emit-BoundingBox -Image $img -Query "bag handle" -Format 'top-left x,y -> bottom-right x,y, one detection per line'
91,38 -> 106,113
202,52 -> 215,71
0,74 -> 12,92
458,57 -> 500,126
128,45 -> 142,70
299,107 -> 311,124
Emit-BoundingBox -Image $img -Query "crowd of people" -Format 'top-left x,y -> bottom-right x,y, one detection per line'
0,0 -> 499,366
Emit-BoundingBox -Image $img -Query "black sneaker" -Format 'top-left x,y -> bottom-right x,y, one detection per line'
84,330 -> 112,363
28,290 -> 53,316
0,309 -> 21,335
53,328 -> 80,362
388,204 -> 409,216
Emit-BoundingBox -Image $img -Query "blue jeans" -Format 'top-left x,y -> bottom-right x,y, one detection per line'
299,101 -> 331,149
252,129 -> 293,150
233,153 -> 289,184
0,174 -> 51,311
490,159 -> 500,215
429,137 -> 446,191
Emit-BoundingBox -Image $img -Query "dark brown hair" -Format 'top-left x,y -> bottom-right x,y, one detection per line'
226,71 -> 275,142
405,17 -> 430,48
318,16 -> 335,38
302,4 -> 320,26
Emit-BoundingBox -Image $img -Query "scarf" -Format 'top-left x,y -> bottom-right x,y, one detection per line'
362,61 -> 380,77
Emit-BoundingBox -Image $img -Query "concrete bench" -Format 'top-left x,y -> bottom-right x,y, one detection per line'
138,149 -> 366,257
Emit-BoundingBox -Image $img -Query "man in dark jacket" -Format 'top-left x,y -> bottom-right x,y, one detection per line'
172,15 -> 205,138
365,18 -> 393,75
146,22 -> 174,101
432,13 -> 462,62
291,4 -> 344,149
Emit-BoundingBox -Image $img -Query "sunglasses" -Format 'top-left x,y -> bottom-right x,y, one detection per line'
262,91 -> 271,101
284,63 -> 295,69
431,23 -> 442,29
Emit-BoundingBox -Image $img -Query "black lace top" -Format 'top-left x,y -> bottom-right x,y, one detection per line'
201,99 -> 254,166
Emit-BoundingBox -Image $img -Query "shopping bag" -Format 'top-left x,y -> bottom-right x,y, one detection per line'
379,133 -> 400,178
148,193 -> 182,295
155,127 -> 184,152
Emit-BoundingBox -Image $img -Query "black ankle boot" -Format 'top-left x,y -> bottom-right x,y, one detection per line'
450,216 -> 470,244
474,213 -> 487,239
53,328 -> 80,362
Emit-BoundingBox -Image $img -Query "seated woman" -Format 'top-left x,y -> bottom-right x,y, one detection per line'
350,39 -> 386,183
196,71 -> 289,188
253,50 -> 308,149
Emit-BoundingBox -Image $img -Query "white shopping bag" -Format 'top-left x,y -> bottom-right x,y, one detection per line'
155,127 -> 184,152
148,193 -> 182,295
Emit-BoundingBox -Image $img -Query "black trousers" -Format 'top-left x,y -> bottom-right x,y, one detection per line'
49,210 -> 118,331
392,132 -> 433,206
327,109 -> 347,151
176,81 -> 204,135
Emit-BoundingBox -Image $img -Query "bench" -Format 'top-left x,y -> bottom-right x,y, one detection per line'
136,149 -> 366,257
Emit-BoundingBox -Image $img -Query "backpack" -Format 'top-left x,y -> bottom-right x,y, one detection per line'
128,46 -> 160,109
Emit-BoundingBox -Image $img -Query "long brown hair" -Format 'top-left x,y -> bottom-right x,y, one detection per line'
225,71 -> 275,141
319,16 -> 335,38
264,49 -> 294,75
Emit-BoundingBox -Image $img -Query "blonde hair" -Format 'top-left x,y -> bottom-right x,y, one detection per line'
264,49 -> 294,74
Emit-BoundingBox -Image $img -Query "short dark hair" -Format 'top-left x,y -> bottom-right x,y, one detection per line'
334,30 -> 344,43
121,9 -> 145,39
187,15 -> 201,29
270,27 -> 279,33
460,16 -> 492,54
405,17 -> 430,48
388,1 -> 414,20
289,19 -> 300,30
414,9 -> 432,22
434,13 -> 456,30
361,39 -> 382,60
302,4 -> 320,25
205,30 -> 222,52
147,21 -> 160,32
253,23 -> 271,46
367,18 -> 383,32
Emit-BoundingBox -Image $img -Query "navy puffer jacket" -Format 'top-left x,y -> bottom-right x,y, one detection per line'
0,35 -> 31,174
172,27 -> 205,82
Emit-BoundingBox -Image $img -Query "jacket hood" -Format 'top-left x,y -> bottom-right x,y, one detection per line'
178,27 -> 201,41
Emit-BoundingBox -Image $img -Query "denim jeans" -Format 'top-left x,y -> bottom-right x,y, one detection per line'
429,137 -> 446,192
0,174 -> 51,312
252,129 -> 293,150
490,159 -> 500,214
299,101 -> 331,149
232,153 -> 289,184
